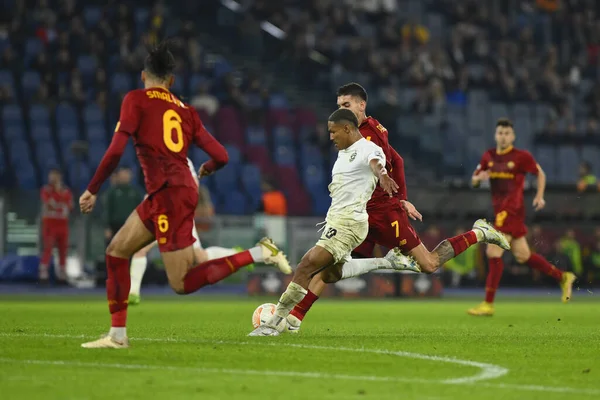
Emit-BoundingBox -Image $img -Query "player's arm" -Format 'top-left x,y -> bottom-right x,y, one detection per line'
533,165 -> 546,210
368,150 -> 398,197
389,148 -> 407,200
192,110 -> 229,177
472,153 -> 491,188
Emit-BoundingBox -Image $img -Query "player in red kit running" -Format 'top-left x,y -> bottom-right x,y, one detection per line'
78,42 -> 291,348
468,118 -> 576,316
286,83 -> 510,332
39,168 -> 73,284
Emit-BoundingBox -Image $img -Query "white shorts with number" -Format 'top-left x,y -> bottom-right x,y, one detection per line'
315,219 -> 369,264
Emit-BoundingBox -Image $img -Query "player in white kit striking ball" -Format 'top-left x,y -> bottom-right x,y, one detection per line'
248,109 -> 420,336
128,157 -> 253,305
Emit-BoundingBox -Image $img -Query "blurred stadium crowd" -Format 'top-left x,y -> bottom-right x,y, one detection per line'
0,0 -> 599,285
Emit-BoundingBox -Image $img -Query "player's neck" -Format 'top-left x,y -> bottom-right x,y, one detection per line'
496,145 -> 513,155
145,82 -> 170,91
358,113 -> 367,125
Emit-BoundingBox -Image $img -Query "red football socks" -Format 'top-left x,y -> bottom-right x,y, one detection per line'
526,253 -> 563,282
447,231 -> 478,256
485,258 -> 504,303
183,250 -> 254,293
106,255 -> 130,327
290,290 -> 319,321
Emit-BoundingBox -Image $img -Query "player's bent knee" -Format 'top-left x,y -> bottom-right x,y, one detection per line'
169,279 -> 187,295
514,251 -> 531,264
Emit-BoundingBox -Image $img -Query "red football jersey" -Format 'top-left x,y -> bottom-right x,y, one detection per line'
40,184 -> 73,221
359,116 -> 405,210
117,88 -> 222,194
476,146 -> 539,219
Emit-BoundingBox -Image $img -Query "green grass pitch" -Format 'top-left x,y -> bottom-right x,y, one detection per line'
0,295 -> 599,400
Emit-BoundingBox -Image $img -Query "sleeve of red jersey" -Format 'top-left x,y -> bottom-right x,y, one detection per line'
390,148 -> 408,200
191,109 -> 229,173
522,151 -> 540,175
475,151 -> 492,174
86,92 -> 140,194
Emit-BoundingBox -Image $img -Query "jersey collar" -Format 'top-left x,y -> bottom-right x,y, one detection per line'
496,145 -> 514,155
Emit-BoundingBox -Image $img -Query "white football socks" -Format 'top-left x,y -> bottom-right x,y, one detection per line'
205,246 -> 239,260
271,282 -> 307,324
129,257 -> 147,295
109,327 -> 127,341
248,246 -> 263,262
340,258 -> 392,279
473,229 -> 484,241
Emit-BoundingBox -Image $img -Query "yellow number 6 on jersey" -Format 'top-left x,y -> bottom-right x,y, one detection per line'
158,214 -> 169,233
163,109 -> 183,153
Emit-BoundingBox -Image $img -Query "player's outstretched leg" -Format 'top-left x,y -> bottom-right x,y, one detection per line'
509,237 -> 576,303
286,252 -> 420,333
177,238 -> 290,294
82,210 -> 154,349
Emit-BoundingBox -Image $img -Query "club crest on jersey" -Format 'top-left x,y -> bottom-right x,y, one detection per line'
488,161 -> 494,167
507,161 -> 515,169
349,151 -> 357,162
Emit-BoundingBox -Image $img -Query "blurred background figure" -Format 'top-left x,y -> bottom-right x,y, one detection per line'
259,179 -> 287,216
39,168 -> 72,284
102,166 -> 143,244
576,161 -> 598,193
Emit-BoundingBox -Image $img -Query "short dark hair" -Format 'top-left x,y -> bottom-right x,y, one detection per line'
144,40 -> 176,80
337,82 -> 368,102
49,167 -> 61,174
496,118 -> 513,128
328,108 -> 359,128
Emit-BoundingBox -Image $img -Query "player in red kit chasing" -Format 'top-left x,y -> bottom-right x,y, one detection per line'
39,168 -> 73,284
78,42 -> 291,348
468,118 -> 576,316
286,83 -> 510,333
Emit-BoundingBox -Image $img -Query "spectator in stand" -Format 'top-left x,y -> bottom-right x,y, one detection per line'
190,81 -> 219,117
577,161 -> 598,192
39,168 -> 73,284
259,179 -> 287,216
585,239 -> 600,285
102,166 -> 143,244
443,227 -> 479,287
558,229 -> 583,276
547,240 -> 573,274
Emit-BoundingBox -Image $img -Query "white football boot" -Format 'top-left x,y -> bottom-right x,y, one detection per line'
384,248 -> 421,273
472,219 -> 511,250
81,335 -> 129,349
248,325 -> 281,337
257,237 -> 292,274
286,314 -> 301,334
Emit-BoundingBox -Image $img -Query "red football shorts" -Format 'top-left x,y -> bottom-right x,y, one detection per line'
136,186 -> 199,252
353,204 -> 421,257
493,210 -> 527,239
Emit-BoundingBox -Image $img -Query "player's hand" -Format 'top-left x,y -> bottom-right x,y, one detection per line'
533,196 -> 546,211
79,190 -> 97,214
472,170 -> 490,182
379,174 -> 399,197
401,200 -> 423,221
198,164 -> 214,179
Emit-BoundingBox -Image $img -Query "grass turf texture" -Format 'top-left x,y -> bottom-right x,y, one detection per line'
0,296 -> 598,400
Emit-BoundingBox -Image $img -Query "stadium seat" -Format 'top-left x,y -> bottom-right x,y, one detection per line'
240,164 -> 262,208
0,70 -> 15,93
489,102 -> 510,122
8,139 -> 31,167
191,147 -> 210,167
245,146 -> 272,174
35,139 -> 59,168
15,163 -> 37,189
110,72 -> 133,94
88,142 -> 107,166
30,124 -> 52,141
86,124 -> 106,142
213,59 -> 233,78
274,146 -> 296,166
213,165 -> 238,195
224,145 -> 242,166
294,107 -> 318,133
56,102 -> 79,128
246,126 -> 267,146
77,55 -> 98,79
269,93 -> 289,110
2,104 -> 23,124
134,8 -> 150,30
121,143 -> 136,165
83,6 -> 102,27
24,38 -> 43,66
273,125 -> 294,147
302,165 -> 326,193
218,190 -> 248,215
29,104 -> 50,125
21,70 -> 41,99
535,146 -> 557,182
557,146 -> 580,184
581,147 -> 600,176
3,122 -> 25,141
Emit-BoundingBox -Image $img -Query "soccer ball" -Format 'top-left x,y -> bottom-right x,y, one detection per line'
252,303 -> 287,332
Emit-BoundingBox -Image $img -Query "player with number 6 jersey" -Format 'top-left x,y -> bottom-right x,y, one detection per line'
78,41 -> 291,349
468,118 -> 576,316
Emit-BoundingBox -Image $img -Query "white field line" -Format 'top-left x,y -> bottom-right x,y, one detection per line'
1,332 -> 599,396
